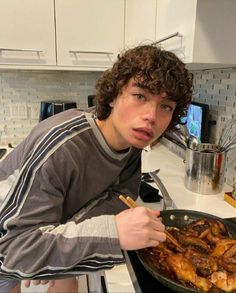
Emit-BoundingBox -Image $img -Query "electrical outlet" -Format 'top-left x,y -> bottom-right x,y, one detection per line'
10,103 -> 28,119
30,104 -> 40,120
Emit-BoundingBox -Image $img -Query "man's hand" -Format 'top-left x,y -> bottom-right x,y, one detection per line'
23,279 -> 55,288
115,207 -> 166,250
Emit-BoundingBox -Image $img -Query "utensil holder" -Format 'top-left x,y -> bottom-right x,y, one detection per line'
184,144 -> 226,194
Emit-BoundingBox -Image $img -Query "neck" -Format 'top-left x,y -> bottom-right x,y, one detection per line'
95,118 -> 130,152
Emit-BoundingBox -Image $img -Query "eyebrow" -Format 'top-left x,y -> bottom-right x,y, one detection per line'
131,81 -> 142,88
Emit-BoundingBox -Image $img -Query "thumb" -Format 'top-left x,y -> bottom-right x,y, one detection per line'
147,208 -> 161,218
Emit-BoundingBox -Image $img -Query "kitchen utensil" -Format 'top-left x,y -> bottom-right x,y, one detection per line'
136,209 -> 236,293
178,124 -> 190,140
184,143 -> 226,194
223,142 -> 236,152
118,195 -> 184,251
173,125 -> 199,150
187,135 -> 199,150
218,119 -> 236,151
149,171 -> 174,210
171,131 -> 188,148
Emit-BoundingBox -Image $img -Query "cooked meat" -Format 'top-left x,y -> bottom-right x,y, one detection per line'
212,239 -> 236,257
166,253 -> 212,292
219,244 -> 236,273
143,218 -> 236,292
184,248 -> 218,277
177,231 -> 210,253
210,271 -> 236,292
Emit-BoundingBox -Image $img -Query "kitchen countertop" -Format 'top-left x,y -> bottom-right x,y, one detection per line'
141,143 -> 235,218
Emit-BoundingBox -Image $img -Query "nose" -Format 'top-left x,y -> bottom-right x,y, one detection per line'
143,102 -> 157,124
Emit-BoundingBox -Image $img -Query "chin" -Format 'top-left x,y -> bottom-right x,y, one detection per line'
131,141 -> 150,149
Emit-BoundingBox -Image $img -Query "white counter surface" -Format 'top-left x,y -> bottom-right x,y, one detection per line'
142,143 -> 235,219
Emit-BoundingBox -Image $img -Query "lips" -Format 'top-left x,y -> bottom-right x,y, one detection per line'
133,127 -> 154,142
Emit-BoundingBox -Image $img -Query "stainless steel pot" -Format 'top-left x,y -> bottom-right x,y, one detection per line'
184,144 -> 226,194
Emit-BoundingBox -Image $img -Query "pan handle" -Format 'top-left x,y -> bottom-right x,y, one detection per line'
149,172 -> 175,210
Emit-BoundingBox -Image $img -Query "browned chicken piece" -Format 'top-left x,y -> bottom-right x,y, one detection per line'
166,253 -> 212,292
210,220 -> 227,236
206,220 -> 228,245
223,244 -> 236,264
148,242 -> 173,257
219,244 -> 236,273
184,248 -> 218,277
210,271 -> 236,292
186,219 -> 228,244
177,231 -> 210,253
166,227 -> 210,253
212,239 -> 236,257
186,219 -> 211,237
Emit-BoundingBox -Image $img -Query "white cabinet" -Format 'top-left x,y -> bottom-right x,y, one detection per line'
55,0 -> 125,70
156,0 -> 236,69
124,0 -> 157,48
0,0 -> 56,66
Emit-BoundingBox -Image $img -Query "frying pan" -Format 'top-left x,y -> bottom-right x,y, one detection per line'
136,209 -> 236,293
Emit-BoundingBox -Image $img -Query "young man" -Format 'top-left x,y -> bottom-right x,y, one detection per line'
0,44 -> 193,293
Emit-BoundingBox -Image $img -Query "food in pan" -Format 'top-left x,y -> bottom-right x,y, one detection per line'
143,219 -> 236,292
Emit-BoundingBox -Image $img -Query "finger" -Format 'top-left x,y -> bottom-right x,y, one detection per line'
147,208 -> 161,218
24,280 -> 30,288
48,280 -> 55,287
151,218 -> 165,232
148,239 -> 160,247
40,280 -> 49,285
32,280 -> 41,286
150,230 -> 166,242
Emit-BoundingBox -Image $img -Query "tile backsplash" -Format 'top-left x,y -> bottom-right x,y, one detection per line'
0,70 -> 101,145
0,68 -> 235,187
162,67 -> 236,187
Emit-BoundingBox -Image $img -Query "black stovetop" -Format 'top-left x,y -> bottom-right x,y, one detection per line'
125,218 -> 236,293
125,250 -> 175,293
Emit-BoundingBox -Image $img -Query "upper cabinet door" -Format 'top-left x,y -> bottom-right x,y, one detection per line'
125,0 -> 157,48
55,0 -> 125,70
0,0 -> 56,66
156,0 -> 197,61
156,0 -> 236,69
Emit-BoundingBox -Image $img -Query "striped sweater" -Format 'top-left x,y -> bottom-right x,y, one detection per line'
0,109 -> 141,280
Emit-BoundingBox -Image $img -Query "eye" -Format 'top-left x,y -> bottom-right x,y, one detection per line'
161,104 -> 175,112
135,94 -> 146,101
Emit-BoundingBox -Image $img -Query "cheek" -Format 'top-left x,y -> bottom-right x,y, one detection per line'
115,100 -> 134,119
158,114 -> 173,131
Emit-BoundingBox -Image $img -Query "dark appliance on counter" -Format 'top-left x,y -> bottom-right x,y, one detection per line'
87,95 -> 96,107
39,100 -> 77,121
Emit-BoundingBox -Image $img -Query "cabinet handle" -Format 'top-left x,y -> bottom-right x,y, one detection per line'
154,32 -> 182,45
69,50 -> 113,55
0,48 -> 43,53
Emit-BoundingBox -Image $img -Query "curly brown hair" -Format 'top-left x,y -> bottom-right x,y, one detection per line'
95,44 -> 193,129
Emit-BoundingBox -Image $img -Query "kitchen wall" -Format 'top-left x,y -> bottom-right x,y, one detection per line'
162,68 -> 236,187
0,68 -> 235,186
0,70 -> 101,145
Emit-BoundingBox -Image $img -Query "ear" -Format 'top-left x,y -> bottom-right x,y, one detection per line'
109,100 -> 115,108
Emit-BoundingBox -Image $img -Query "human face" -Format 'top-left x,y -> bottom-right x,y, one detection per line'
96,78 -> 176,151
